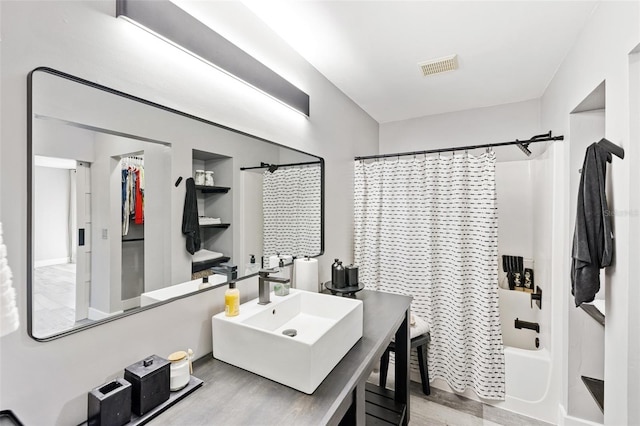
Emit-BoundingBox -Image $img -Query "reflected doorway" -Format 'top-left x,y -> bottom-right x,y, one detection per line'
33,156 -> 92,336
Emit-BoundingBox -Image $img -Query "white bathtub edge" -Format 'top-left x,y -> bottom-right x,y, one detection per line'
558,404 -> 604,426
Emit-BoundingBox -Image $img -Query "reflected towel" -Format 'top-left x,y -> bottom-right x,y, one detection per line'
192,249 -> 224,264
181,178 -> 201,255
198,216 -> 222,226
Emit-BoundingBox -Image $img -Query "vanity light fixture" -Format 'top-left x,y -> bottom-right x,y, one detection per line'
116,0 -> 310,117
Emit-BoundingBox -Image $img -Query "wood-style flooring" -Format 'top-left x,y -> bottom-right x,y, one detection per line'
368,369 -> 553,425
409,382 -> 553,425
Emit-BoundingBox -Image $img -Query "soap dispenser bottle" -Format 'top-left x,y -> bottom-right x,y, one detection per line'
244,254 -> 259,275
225,282 -> 239,317
277,258 -> 290,280
199,275 -> 211,290
334,261 -> 346,289
331,258 -> 340,284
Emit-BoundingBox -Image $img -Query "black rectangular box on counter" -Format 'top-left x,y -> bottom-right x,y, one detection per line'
124,355 -> 170,416
87,378 -> 132,426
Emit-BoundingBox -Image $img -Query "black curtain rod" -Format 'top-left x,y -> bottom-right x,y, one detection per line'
354,131 -> 564,161
240,160 -> 321,171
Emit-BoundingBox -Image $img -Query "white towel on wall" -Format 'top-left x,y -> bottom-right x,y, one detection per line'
0,222 -> 19,337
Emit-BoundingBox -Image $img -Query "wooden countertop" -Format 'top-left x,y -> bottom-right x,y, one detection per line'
149,290 -> 412,426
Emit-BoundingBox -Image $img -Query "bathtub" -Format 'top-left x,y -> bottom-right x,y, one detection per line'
491,287 -> 555,423
405,285 -> 558,422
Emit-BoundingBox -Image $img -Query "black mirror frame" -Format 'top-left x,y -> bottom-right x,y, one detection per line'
26,66 -> 324,341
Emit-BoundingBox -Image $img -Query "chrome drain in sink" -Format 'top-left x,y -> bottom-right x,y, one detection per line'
282,329 -> 297,338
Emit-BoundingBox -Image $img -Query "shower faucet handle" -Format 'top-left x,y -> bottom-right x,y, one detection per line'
530,286 -> 542,309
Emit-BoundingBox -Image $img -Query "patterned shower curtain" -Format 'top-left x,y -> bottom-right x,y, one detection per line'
353,152 -> 505,400
263,164 -> 322,260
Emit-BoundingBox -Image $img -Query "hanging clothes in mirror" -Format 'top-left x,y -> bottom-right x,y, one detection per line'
122,156 -> 145,236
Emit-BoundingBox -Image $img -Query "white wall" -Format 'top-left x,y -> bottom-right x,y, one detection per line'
380,98 -> 543,161
240,171 -> 264,271
495,161 -> 533,262
627,47 -> 640,425
0,1 -> 378,424
34,166 -> 71,265
540,2 -> 640,424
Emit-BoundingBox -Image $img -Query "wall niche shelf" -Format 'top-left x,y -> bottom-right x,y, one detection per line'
192,149 -> 233,275
580,303 -> 605,327
581,376 -> 604,414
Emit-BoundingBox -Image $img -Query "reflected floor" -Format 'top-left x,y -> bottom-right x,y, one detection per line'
32,263 -> 90,337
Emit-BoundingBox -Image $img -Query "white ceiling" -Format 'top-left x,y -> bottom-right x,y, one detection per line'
242,1 -> 598,123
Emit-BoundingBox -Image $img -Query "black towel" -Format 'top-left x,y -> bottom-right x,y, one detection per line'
571,143 -> 612,307
502,255 -> 523,272
502,255 -> 524,289
182,177 -> 201,255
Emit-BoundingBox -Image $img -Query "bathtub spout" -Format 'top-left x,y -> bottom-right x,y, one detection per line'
514,318 -> 540,333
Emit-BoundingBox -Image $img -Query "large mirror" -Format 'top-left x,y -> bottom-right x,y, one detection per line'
28,68 -> 324,341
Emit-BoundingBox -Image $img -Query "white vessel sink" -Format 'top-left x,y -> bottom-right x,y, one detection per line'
212,289 -> 363,394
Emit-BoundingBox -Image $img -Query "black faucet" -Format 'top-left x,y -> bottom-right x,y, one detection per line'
258,268 -> 290,305
514,318 -> 540,333
530,286 -> 542,309
211,263 -> 237,282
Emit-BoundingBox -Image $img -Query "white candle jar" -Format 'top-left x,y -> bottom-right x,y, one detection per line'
168,350 -> 191,391
194,170 -> 205,186
204,171 -> 214,186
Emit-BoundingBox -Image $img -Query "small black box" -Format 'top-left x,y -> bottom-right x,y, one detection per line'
87,378 -> 132,426
124,355 -> 170,416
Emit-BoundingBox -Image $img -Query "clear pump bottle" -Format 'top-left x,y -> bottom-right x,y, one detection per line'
244,254 -> 260,275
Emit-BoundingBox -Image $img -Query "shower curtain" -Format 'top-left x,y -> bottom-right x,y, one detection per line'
263,164 -> 321,260
354,152 -> 505,400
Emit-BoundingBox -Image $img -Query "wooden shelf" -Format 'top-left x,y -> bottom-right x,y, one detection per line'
363,383 -> 407,425
195,185 -> 230,193
199,223 -> 230,229
581,376 -> 604,414
580,304 -> 605,327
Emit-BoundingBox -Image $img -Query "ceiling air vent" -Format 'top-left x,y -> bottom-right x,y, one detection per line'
418,54 -> 458,77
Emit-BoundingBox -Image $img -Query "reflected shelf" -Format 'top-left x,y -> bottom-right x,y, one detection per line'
195,185 -> 230,193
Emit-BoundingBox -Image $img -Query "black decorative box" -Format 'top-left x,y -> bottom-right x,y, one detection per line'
124,355 -> 170,416
87,378 -> 132,426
